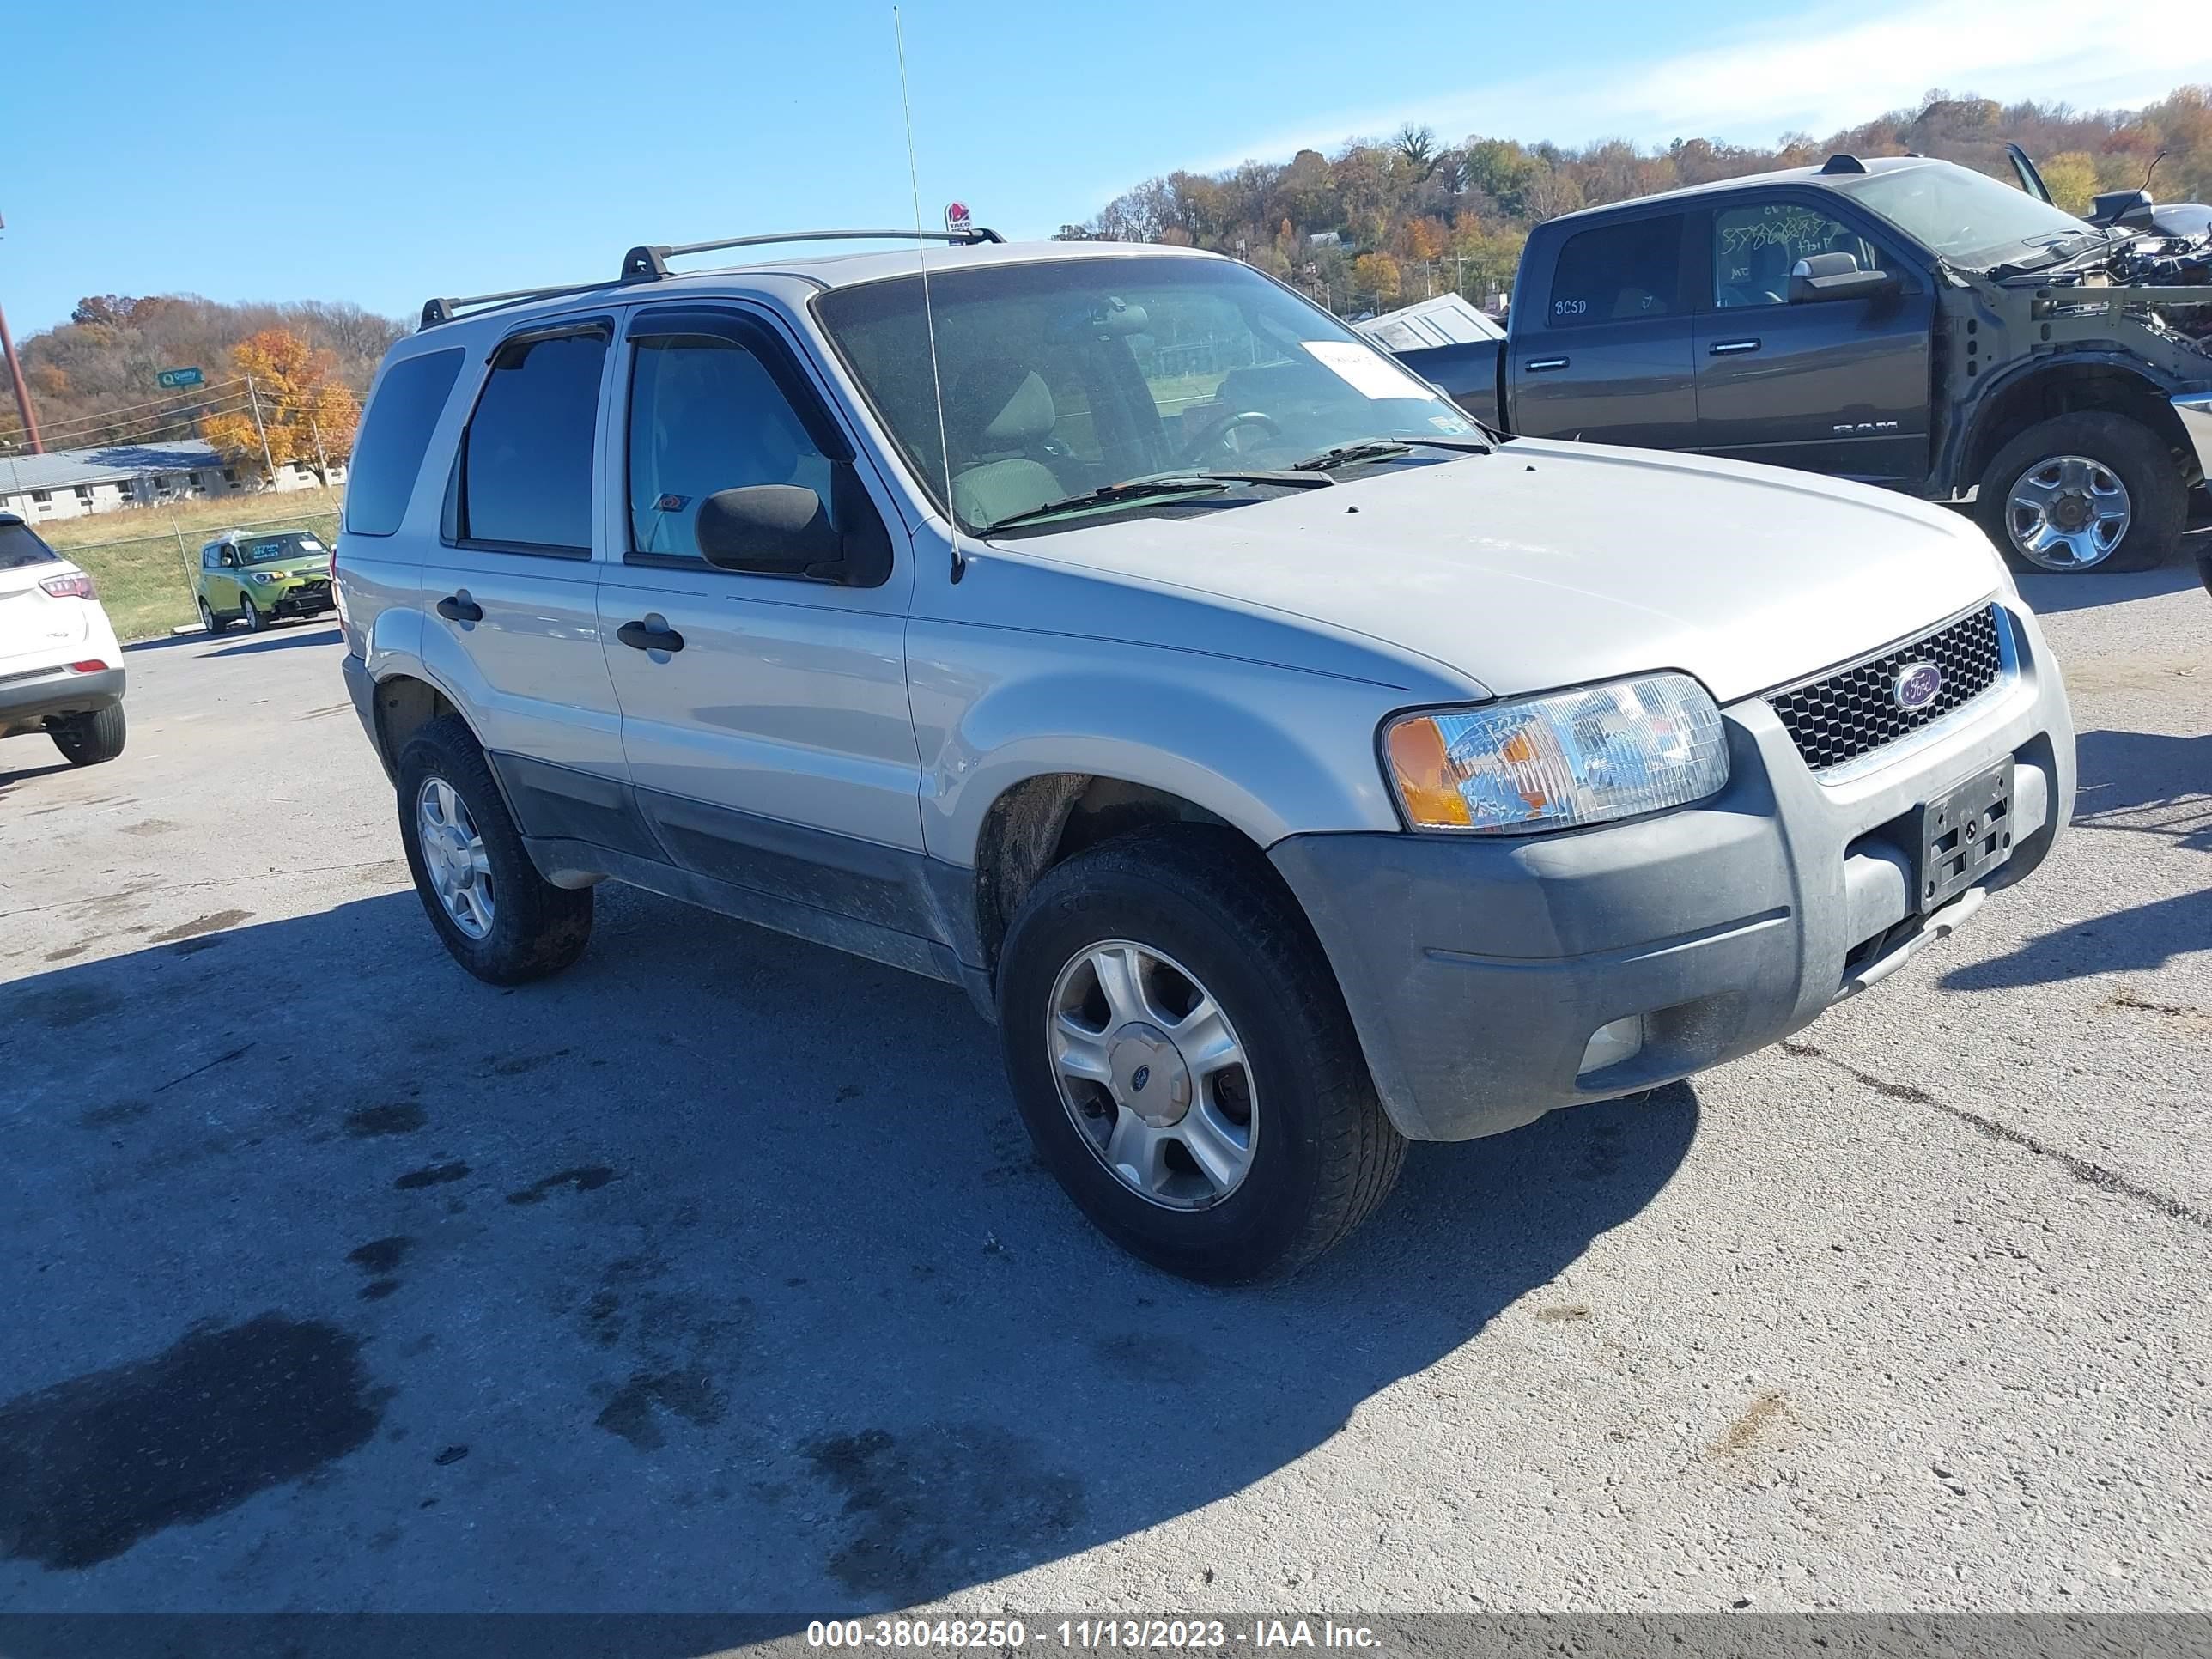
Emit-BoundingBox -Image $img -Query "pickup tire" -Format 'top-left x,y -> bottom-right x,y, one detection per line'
996,823 -> 1405,1284
1976,412 -> 2184,574
50,703 -> 126,766
396,714 -> 592,986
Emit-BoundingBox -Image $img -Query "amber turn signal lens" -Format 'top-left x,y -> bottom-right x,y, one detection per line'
1384,717 -> 1474,828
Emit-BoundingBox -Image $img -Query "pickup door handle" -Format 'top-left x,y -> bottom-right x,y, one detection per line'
1708,338 -> 1762,356
1525,356 -> 1571,373
434,593 -> 483,623
617,618 -> 684,653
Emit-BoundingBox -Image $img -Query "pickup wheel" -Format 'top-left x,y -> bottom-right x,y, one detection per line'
996,823 -> 1405,1284
395,714 -> 592,985
1976,412 -> 2185,574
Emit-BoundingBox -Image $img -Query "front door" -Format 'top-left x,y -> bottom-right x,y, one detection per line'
416,316 -> 647,856
592,303 -> 927,930
1691,194 -> 1936,486
1508,210 -> 1698,448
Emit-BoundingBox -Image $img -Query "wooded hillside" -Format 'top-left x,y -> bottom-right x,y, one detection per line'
1060,87 -> 2212,315
0,296 -> 405,456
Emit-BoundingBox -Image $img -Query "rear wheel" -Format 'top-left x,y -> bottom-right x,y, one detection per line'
395,714 -> 592,985
198,597 -> 228,635
1977,413 -> 2185,574
52,703 -> 126,766
996,824 -> 1405,1284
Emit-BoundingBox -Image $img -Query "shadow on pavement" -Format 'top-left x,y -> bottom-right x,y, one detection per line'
206,627 -> 344,659
0,757 -> 75,793
2012,529 -> 2210,616
0,884 -> 1698,1614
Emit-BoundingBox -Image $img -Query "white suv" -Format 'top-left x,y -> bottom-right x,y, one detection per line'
0,514 -> 126,767
336,230 -> 2073,1281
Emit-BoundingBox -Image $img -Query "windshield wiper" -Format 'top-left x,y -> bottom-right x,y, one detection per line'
1291,434 -> 1492,472
979,477 -> 1234,532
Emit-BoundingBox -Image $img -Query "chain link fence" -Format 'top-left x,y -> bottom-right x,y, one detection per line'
58,507 -> 344,643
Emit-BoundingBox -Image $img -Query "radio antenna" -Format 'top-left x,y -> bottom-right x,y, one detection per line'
894,7 -> 964,584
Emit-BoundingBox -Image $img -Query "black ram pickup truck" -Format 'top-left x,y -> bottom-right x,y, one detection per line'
1394,154 -> 2212,574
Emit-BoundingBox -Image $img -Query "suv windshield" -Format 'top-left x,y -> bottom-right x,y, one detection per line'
239,533 -> 324,565
0,519 -> 62,569
816,256 -> 1482,532
1838,163 -> 2096,267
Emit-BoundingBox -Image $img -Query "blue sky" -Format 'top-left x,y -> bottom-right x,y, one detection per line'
4,0 -> 2204,338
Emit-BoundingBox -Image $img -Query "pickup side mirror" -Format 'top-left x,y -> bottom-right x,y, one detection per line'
1789,252 -> 1899,303
694,466 -> 892,586
2089,189 -> 2154,231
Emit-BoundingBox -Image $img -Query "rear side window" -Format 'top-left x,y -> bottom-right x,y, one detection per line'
1547,215 -> 1684,326
459,330 -> 607,553
345,348 -> 464,537
0,520 -> 61,569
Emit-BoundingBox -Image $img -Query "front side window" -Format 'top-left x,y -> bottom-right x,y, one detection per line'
1547,216 -> 1685,326
816,256 -> 1477,533
1715,199 -> 1893,307
458,331 -> 605,551
626,334 -> 836,562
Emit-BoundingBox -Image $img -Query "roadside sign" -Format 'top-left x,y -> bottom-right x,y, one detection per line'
156,367 -> 204,389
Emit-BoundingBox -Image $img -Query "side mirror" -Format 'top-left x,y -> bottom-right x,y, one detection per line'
2089,190 -> 2154,231
694,469 -> 892,586
1789,252 -> 1899,303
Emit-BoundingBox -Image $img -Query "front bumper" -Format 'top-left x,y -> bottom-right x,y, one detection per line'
266,580 -> 335,617
0,664 -> 125,737
1272,599 -> 2074,1142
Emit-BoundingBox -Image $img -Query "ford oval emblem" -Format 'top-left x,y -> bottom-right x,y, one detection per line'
1893,662 -> 1943,710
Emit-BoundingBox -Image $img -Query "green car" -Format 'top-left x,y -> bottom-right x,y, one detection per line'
196,530 -> 336,634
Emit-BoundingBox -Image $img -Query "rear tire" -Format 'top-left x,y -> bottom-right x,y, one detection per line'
395,714 -> 592,985
1976,412 -> 2184,574
52,704 -> 126,766
198,597 -> 228,635
996,823 -> 1405,1284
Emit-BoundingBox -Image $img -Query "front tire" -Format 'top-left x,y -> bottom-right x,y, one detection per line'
395,714 -> 592,985
51,704 -> 125,766
240,593 -> 266,632
1976,412 -> 2185,574
997,824 -> 1405,1284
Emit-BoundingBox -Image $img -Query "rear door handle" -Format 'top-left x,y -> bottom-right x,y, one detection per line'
434,592 -> 483,623
1525,356 -> 1571,373
1708,338 -> 1762,356
617,618 -> 685,653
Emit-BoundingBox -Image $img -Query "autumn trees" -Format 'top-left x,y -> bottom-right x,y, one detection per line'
201,329 -> 360,486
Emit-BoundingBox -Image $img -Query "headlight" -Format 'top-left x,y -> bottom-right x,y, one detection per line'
1382,673 -> 1729,832
250,570 -> 276,584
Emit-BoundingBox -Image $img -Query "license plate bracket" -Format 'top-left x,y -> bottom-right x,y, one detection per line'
1912,758 -> 2014,914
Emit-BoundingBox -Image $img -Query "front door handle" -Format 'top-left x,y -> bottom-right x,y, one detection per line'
1708,338 -> 1762,356
617,618 -> 685,653
1525,356 -> 1571,373
434,592 -> 483,623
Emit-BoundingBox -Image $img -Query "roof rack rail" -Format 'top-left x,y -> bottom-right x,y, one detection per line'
421,280 -> 613,331
618,225 -> 1005,283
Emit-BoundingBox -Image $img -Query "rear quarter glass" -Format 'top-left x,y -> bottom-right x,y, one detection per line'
346,347 -> 468,537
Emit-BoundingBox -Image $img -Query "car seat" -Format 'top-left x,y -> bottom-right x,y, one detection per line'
946,358 -> 1064,527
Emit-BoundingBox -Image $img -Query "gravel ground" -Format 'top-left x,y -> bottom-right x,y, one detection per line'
1,551 -> 2207,1618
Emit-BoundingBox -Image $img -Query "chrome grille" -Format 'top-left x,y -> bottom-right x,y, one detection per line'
1769,605 -> 2007,773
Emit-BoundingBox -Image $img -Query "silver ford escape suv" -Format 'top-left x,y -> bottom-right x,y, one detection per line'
334,228 -> 2073,1282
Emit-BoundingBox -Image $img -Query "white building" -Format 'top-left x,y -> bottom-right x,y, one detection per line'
0,440 -> 345,526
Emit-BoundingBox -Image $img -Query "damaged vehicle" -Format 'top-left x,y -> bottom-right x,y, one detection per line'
1393,154 -> 2212,573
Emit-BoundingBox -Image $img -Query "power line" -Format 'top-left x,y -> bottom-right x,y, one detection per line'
8,374 -> 247,427
12,380 -> 253,439
0,396 -> 255,453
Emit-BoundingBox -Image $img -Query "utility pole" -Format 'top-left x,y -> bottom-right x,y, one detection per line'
246,374 -> 276,485
0,209 -> 43,454
309,419 -> 329,484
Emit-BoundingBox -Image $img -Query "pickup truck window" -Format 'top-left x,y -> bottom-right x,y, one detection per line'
1547,216 -> 1683,326
1715,201 -> 1889,307
626,334 -> 836,562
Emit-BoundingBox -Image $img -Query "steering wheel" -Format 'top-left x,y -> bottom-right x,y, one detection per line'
1182,409 -> 1282,465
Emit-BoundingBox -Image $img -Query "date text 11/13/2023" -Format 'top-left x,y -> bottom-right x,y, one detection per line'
805,1618 -> 1382,1650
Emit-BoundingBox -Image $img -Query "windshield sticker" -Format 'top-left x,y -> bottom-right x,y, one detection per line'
1299,340 -> 1432,402
1430,413 -> 1476,434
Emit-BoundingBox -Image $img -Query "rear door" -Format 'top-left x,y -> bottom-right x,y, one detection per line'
1691,192 -> 1935,485
416,316 -> 649,857
1507,210 -> 1698,447
592,301 -> 927,918
0,522 -> 82,672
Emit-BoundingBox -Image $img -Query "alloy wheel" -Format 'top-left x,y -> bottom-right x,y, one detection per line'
2005,453 -> 2133,570
416,775 -> 495,939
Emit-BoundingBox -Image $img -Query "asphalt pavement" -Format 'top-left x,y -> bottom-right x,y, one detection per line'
2,550 -> 2208,1617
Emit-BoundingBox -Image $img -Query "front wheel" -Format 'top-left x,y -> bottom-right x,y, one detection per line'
52,704 -> 125,766
240,593 -> 266,632
395,714 -> 592,985
1976,412 -> 2185,574
997,825 -> 1405,1284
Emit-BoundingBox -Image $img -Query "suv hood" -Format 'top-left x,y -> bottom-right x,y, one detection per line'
1003,441 -> 2007,705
